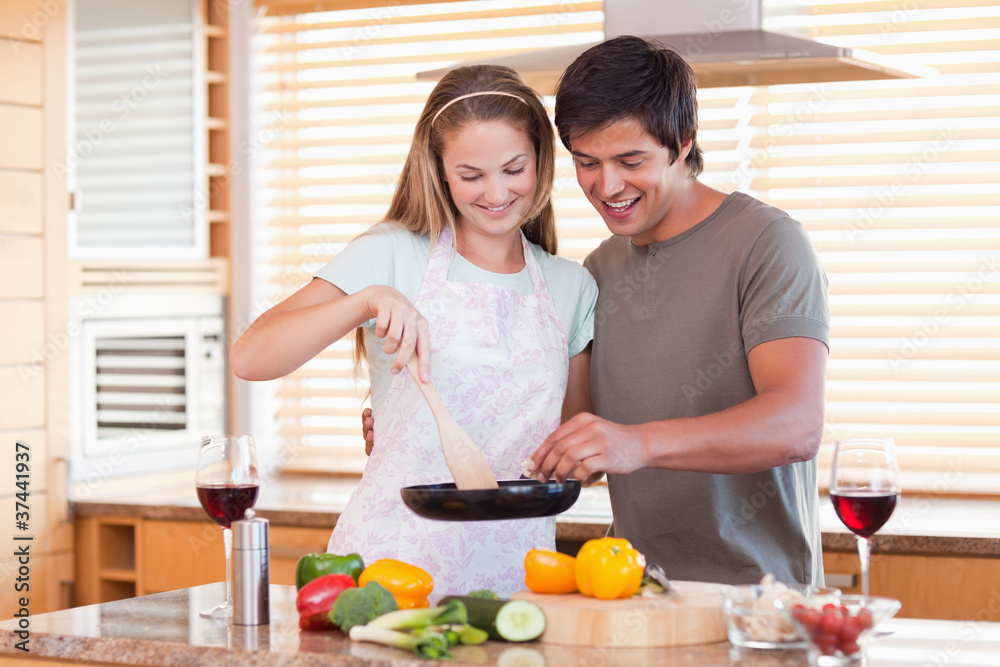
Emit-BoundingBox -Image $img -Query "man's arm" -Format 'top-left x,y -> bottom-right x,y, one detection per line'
561,345 -> 593,423
528,336 -> 828,482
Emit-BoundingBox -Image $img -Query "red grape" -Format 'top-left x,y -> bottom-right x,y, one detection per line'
792,602 -> 873,659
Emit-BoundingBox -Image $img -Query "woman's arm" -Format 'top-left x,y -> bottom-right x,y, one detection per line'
230,279 -> 431,382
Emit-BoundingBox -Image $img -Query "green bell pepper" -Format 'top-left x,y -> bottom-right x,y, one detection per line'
295,552 -> 365,590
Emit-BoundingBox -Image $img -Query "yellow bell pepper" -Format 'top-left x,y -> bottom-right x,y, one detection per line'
574,537 -> 646,600
358,558 -> 433,609
524,549 -> 578,594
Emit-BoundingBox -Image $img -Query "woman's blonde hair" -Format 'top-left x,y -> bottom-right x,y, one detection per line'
354,65 -> 558,368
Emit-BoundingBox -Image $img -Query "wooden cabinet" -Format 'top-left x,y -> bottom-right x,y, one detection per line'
75,515 -> 331,605
823,550 -> 1000,620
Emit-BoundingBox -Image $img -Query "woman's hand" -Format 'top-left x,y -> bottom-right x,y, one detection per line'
363,286 -> 431,381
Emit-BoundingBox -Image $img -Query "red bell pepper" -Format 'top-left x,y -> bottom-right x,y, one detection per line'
296,573 -> 356,630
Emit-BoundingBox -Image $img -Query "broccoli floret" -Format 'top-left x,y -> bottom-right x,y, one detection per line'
465,589 -> 499,600
329,581 -> 399,632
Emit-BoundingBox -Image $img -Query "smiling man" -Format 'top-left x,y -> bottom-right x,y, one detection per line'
529,36 -> 831,586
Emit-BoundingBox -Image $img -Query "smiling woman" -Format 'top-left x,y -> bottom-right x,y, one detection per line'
245,0 -> 1000,495
230,58 -> 600,596
441,121 -> 538,271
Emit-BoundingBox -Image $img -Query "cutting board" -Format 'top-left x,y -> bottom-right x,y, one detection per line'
510,581 -> 728,648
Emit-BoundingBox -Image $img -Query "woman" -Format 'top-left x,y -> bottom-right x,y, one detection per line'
230,65 -> 597,597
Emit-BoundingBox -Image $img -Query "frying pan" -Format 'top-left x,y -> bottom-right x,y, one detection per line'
400,478 -> 581,521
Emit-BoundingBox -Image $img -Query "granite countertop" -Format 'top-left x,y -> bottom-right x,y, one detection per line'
70,473 -> 1000,557
4,583 -> 1000,666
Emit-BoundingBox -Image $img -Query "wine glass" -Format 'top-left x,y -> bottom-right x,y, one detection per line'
829,438 -> 900,597
195,435 -> 260,620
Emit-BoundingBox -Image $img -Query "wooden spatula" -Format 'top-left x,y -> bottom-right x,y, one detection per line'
406,356 -> 499,490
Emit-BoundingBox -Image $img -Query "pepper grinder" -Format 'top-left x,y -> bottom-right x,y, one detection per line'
232,508 -> 270,625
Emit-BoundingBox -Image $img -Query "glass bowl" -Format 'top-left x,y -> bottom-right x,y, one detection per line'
722,583 -> 840,649
775,594 -> 901,665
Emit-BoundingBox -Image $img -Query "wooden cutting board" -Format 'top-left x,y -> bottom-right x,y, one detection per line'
510,581 -> 728,648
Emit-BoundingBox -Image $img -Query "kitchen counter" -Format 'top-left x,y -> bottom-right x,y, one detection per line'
71,473 -> 1000,557
4,583 -> 1000,666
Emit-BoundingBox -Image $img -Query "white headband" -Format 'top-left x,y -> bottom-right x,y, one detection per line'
431,91 -> 528,125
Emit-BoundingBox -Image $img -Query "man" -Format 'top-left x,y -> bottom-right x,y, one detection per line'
526,36 -> 830,586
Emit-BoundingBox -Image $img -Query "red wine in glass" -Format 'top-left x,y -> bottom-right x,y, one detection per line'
829,491 -> 898,538
830,437 -> 900,597
195,435 -> 259,620
197,484 -> 260,529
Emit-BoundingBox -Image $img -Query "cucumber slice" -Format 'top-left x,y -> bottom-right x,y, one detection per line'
495,599 -> 546,642
440,596 -> 546,642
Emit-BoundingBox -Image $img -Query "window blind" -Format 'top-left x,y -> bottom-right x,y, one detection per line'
742,1 -> 1000,493
72,0 -> 205,258
250,0 -> 1000,491
250,0 -> 604,473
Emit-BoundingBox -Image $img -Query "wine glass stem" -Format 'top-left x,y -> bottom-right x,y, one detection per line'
223,526 -> 233,605
857,535 -> 872,596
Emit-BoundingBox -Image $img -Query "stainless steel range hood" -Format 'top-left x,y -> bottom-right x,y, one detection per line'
418,0 -> 934,91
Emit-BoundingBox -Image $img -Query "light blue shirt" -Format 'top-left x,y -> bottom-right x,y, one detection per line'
315,223 -> 598,413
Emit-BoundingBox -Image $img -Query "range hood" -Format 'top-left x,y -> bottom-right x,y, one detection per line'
418,0 -> 934,91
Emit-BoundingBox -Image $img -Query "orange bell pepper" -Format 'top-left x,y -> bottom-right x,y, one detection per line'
358,558 -> 433,609
574,537 -> 646,600
524,549 -> 578,594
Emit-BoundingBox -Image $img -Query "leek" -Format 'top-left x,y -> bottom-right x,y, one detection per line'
367,599 -> 467,630
348,625 -> 451,660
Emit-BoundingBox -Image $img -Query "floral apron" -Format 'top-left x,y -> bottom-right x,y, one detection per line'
329,226 -> 568,598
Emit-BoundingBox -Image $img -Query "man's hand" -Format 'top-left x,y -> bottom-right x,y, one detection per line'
362,407 -> 374,456
528,412 -> 648,483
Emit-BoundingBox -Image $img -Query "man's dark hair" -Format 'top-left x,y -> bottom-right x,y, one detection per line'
554,35 -> 704,178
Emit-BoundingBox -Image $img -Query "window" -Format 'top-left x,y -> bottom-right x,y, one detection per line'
71,0 -> 206,258
246,0 -> 1000,492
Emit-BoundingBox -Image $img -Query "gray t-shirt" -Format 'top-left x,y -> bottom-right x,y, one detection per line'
584,192 -> 830,586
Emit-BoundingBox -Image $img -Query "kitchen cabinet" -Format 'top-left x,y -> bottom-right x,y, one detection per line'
823,550 -> 1000,621
75,515 -> 331,605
